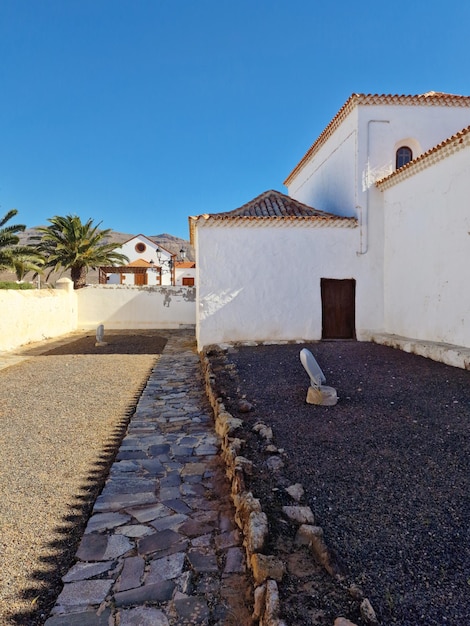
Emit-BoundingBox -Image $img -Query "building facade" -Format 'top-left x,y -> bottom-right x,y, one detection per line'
192,92 -> 470,351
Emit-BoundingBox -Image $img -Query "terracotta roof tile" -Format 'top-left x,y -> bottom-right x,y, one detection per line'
127,258 -> 153,267
188,190 -> 356,243
204,190 -> 336,219
284,92 -> 470,186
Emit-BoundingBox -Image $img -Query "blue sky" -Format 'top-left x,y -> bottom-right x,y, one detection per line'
1,0 -> 469,240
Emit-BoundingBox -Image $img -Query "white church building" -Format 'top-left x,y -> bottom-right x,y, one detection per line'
100,234 -> 195,287
191,92 -> 470,354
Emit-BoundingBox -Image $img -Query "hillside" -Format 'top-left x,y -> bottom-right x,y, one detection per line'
1,230 -> 194,286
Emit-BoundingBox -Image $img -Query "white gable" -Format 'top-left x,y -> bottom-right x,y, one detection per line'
120,235 -> 173,264
285,94 -> 470,219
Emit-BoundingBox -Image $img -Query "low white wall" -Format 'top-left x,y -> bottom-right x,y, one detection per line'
0,279 -> 77,352
0,282 -> 195,353
76,284 -> 196,329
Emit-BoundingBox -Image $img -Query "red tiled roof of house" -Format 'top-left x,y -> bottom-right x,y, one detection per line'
201,190 -> 343,218
188,190 -> 356,243
218,189 -> 334,218
127,259 -> 153,267
284,92 -> 470,186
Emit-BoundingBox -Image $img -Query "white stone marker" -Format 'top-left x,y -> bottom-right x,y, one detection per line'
299,348 -> 337,406
95,324 -> 108,347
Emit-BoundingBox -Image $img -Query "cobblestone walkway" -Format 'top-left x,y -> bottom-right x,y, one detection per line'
45,330 -> 250,626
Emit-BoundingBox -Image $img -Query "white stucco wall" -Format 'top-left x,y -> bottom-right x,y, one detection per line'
288,103 -> 470,217
0,279 -> 77,352
289,113 -> 358,218
357,104 -> 470,189
282,102 -> 470,352
382,144 -> 470,348
120,235 -> 168,263
288,102 -> 470,254
76,284 -> 196,329
107,270 -> 167,286
195,222 -> 384,350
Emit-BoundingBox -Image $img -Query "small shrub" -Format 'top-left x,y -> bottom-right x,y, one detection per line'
0,281 -> 35,290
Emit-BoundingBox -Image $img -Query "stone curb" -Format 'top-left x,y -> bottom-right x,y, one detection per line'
201,347 -> 380,626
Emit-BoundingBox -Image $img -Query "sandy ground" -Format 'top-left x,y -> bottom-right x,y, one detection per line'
0,331 -> 167,625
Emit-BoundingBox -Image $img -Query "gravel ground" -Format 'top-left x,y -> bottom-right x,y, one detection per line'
0,331 -> 167,626
209,341 -> 470,626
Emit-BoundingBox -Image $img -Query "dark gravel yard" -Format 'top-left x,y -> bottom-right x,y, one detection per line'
208,341 -> 470,625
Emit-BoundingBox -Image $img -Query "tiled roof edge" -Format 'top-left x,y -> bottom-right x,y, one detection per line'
376,124 -> 470,190
208,189 -> 332,218
284,92 -> 470,186
191,214 -> 357,229
188,189 -> 357,244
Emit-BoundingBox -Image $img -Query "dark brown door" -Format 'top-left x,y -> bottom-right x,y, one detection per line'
321,278 -> 356,339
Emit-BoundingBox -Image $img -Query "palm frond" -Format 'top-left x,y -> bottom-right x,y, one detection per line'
32,214 -> 129,288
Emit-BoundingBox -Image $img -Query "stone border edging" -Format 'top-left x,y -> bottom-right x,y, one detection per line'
200,346 -> 380,626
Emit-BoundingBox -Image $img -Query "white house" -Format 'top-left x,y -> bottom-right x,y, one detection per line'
191,92 -> 470,351
175,261 -> 196,286
100,234 -> 187,286
190,190 -> 358,349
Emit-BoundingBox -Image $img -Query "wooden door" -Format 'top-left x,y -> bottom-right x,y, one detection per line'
321,278 -> 356,339
135,272 -> 147,286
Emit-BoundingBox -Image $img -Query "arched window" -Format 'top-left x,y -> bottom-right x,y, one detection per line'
396,146 -> 412,169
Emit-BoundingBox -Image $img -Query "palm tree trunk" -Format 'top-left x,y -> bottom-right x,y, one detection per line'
71,265 -> 87,289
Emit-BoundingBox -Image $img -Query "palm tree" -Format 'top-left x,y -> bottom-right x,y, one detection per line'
0,209 -> 42,273
32,215 -> 129,289
12,254 -> 45,283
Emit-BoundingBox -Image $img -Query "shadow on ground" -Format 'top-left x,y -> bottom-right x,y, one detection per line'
10,363 -> 150,626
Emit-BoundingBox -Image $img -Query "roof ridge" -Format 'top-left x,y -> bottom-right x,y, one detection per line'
188,191 -> 357,243
203,189 -> 335,219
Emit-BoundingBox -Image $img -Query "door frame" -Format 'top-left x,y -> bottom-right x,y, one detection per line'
321,278 -> 356,340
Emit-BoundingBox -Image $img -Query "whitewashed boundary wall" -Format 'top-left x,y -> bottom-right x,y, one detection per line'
0,278 -> 77,352
0,282 -> 195,353
76,284 -> 196,330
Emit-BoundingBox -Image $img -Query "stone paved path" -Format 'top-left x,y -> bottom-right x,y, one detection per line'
45,330 -> 250,626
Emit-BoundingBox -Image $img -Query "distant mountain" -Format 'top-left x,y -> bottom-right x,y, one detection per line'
1,229 -> 194,286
